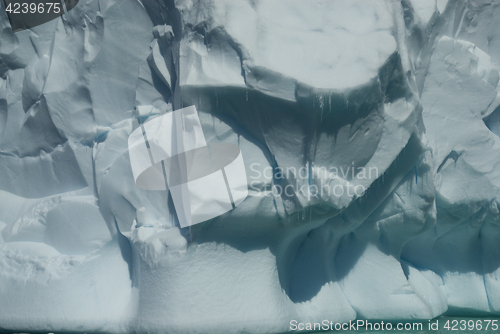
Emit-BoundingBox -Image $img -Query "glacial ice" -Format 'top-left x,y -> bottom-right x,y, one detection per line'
0,0 -> 500,333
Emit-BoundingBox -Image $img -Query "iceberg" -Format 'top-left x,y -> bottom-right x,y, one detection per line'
0,0 -> 499,332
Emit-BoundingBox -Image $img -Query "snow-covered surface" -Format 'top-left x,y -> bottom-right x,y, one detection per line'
0,0 -> 500,332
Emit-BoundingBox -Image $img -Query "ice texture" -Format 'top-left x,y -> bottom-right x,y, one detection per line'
0,0 -> 500,332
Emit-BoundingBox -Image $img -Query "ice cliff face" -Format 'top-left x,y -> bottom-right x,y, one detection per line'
0,0 -> 500,332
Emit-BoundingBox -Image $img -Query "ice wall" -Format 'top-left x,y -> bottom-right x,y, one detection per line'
0,0 -> 499,333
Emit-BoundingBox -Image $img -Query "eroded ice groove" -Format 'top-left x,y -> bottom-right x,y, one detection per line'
0,0 -> 500,333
